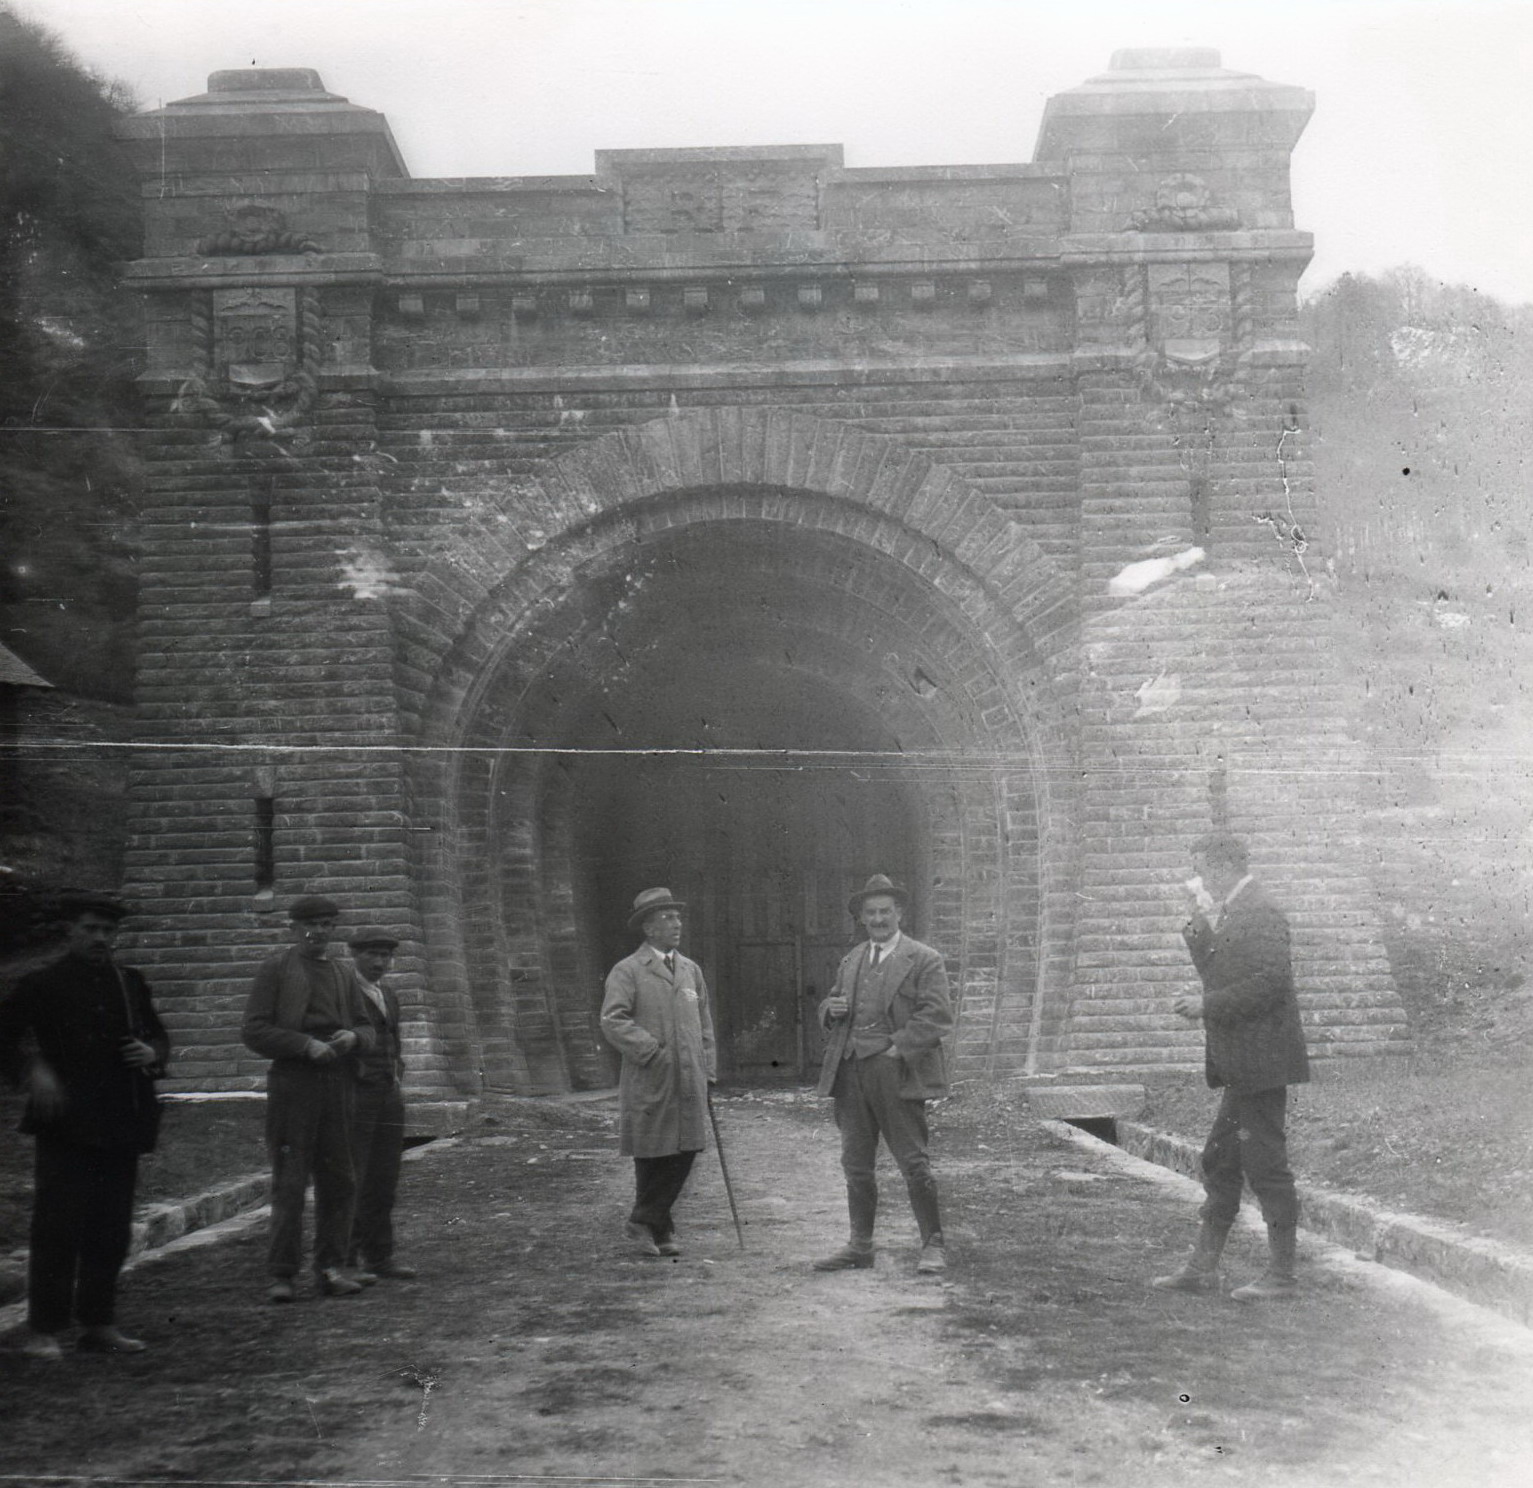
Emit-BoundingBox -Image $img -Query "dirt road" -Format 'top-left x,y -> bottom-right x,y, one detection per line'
5,1089 -> 1533,1486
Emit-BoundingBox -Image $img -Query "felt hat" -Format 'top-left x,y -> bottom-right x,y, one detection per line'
288,894 -> 340,923
627,887 -> 686,932
847,873 -> 909,916
56,891 -> 129,923
347,930 -> 400,952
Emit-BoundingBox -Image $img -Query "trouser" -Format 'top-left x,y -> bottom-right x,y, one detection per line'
265,1061 -> 357,1277
831,1053 -> 942,1246
630,1151 -> 698,1241
348,1079 -> 406,1266
1199,1085 -> 1300,1229
28,1136 -> 139,1333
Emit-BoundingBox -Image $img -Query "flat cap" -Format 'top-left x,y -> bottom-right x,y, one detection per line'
347,930 -> 400,952
56,891 -> 129,922
288,894 -> 340,923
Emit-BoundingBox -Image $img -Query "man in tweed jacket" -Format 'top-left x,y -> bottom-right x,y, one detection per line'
812,874 -> 953,1276
1153,832 -> 1310,1301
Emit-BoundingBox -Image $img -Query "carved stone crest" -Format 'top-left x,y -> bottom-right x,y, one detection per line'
1136,261 -> 1248,409
173,287 -> 321,442
1129,174 -> 1240,233
1150,262 -> 1229,362
213,287 -> 297,387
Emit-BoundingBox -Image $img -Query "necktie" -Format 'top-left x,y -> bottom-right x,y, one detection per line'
664,952 -> 675,975
869,944 -> 882,970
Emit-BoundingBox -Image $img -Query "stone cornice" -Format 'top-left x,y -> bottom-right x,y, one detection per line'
119,230 -> 1312,295
123,254 -> 384,291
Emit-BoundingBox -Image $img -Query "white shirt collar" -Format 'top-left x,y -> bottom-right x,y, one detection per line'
356,975 -> 387,1012
868,931 -> 902,962
1213,875 -> 1254,927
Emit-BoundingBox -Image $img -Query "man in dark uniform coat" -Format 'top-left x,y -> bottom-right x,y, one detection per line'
345,930 -> 417,1283
600,888 -> 717,1258
813,874 -> 954,1276
1153,832 -> 1311,1300
0,893 -> 169,1358
242,895 -> 374,1303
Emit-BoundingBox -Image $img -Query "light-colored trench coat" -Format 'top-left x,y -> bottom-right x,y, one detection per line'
600,944 -> 717,1158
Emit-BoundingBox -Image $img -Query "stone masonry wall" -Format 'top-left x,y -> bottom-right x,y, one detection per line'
113,52 -> 1409,1093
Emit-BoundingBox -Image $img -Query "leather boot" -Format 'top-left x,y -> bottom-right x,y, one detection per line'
1232,1224 -> 1299,1301
1151,1219 -> 1230,1293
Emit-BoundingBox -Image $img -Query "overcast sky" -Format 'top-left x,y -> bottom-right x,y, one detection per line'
14,0 -> 1533,305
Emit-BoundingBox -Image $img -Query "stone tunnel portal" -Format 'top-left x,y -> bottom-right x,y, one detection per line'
451,498 -> 1043,1093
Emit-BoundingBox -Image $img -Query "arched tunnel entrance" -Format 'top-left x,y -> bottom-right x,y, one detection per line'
568,669 -> 924,1081
439,489 -> 1055,1095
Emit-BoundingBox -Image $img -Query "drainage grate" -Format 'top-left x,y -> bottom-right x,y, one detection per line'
1063,1116 -> 1119,1145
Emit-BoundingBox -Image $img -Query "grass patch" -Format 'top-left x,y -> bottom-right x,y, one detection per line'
0,1094 -> 267,1250
1140,1060 -> 1533,1248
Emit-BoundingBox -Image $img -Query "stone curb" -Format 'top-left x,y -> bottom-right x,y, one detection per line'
1115,1119 -> 1533,1328
0,1171 -> 273,1308
131,1172 -> 272,1257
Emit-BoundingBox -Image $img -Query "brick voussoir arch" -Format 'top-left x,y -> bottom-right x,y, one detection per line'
390,409 -> 1089,1084
400,408 -> 1079,750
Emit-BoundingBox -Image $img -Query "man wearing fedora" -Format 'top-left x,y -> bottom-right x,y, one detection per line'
0,893 -> 169,1358
600,888 -> 716,1258
242,895 -> 375,1303
345,930 -> 417,1284
814,874 -> 953,1275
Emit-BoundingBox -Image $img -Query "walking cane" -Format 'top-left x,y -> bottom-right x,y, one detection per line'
707,1088 -> 747,1251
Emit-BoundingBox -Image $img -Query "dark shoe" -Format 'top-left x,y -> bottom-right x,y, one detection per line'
77,1326 -> 147,1354
366,1259 -> 418,1280
813,1243 -> 875,1272
317,1268 -> 364,1297
625,1220 -> 662,1257
268,1278 -> 296,1304
916,1243 -> 947,1275
1231,1272 -> 1299,1301
17,1330 -> 64,1361
351,1269 -> 380,1286
657,1238 -> 681,1257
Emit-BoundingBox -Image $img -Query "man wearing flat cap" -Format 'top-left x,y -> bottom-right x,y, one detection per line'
600,888 -> 716,1257
345,931 -> 416,1283
813,874 -> 953,1275
242,895 -> 375,1302
0,893 -> 169,1358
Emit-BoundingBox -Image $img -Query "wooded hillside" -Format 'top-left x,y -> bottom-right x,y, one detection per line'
0,2 -> 142,703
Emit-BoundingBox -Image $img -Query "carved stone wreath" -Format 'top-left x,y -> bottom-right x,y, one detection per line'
194,204 -> 322,257
1129,174 -> 1241,233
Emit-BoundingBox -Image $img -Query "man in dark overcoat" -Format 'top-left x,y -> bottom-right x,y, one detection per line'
1153,831 -> 1311,1300
0,893 -> 169,1358
346,930 -> 417,1283
813,874 -> 953,1276
242,895 -> 375,1302
600,888 -> 717,1257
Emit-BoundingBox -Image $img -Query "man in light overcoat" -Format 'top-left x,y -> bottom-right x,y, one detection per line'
813,874 -> 953,1275
600,887 -> 717,1257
